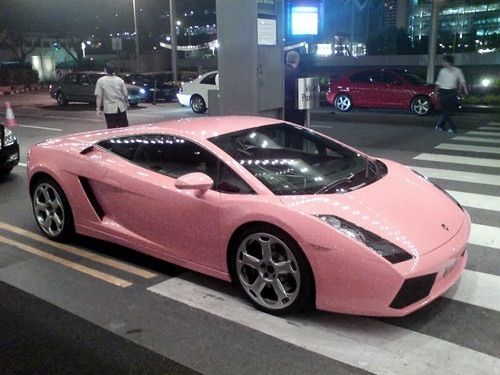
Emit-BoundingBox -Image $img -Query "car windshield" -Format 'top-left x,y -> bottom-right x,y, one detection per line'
209,123 -> 385,195
394,70 -> 427,86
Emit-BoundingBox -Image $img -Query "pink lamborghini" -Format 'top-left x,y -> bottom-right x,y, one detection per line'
27,117 -> 470,316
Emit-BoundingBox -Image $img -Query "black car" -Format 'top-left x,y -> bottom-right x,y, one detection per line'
0,124 -> 19,175
119,72 -> 178,102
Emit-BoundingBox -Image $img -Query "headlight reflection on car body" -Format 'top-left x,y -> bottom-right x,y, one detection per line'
317,215 -> 414,264
4,127 -> 16,147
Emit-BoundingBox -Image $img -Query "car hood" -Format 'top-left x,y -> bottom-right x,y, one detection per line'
280,160 -> 465,256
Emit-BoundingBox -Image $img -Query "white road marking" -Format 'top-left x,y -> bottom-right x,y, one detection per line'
40,114 -> 101,123
414,153 -> 500,168
435,143 -> 500,155
311,124 -> 332,129
478,126 -> 500,131
487,122 -> 500,127
444,269 -> 500,312
148,274 -> 499,375
466,131 -> 500,137
18,163 -> 27,168
470,223 -> 500,250
452,136 -> 500,144
410,166 -> 500,186
447,190 -> 500,212
19,124 -> 62,131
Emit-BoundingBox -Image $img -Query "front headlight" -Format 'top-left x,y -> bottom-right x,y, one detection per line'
317,215 -> 414,264
139,88 -> 146,94
4,127 -> 16,147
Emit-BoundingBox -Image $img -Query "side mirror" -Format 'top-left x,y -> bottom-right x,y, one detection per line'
175,172 -> 213,194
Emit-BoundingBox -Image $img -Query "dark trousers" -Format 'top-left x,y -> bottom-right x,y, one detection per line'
436,89 -> 458,131
105,109 -> 129,129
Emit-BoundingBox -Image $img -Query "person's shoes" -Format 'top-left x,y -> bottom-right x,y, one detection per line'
435,126 -> 444,132
447,128 -> 457,134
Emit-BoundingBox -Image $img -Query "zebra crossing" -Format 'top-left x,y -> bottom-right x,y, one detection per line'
147,121 -> 500,374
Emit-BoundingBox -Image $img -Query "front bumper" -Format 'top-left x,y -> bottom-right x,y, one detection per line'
128,94 -> 146,105
313,212 -> 470,317
0,142 -> 20,172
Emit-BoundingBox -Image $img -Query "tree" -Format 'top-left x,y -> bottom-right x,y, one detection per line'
0,23 -> 39,63
366,27 -> 412,55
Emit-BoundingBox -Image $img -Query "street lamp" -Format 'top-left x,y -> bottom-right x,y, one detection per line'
132,0 -> 140,72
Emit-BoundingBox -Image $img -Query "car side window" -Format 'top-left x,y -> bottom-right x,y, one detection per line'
64,74 -> 77,84
77,74 -> 91,86
216,163 -> 254,194
381,72 -> 400,84
350,72 -> 373,83
201,74 -> 217,85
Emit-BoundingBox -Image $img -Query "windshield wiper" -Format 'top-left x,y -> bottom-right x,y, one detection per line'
315,176 -> 354,194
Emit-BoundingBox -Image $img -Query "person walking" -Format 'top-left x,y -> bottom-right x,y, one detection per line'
95,63 -> 129,129
434,54 -> 468,133
284,50 -> 306,126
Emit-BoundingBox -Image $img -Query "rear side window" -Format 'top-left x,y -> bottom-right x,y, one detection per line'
98,134 -> 253,194
201,74 -> 217,85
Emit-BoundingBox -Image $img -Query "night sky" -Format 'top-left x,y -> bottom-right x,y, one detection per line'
0,0 -> 215,37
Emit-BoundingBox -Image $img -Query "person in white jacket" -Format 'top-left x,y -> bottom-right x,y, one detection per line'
434,55 -> 469,133
95,63 -> 129,129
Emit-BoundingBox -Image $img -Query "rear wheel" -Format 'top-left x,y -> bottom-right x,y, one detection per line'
230,225 -> 314,315
31,176 -> 74,241
411,96 -> 432,116
190,95 -> 207,114
335,94 -> 352,112
56,92 -> 68,106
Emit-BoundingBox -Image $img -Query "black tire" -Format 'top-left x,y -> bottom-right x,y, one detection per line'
334,93 -> 353,112
0,167 -> 14,176
31,176 -> 74,241
56,92 -> 68,106
190,95 -> 207,114
411,96 -> 432,116
229,224 -> 314,315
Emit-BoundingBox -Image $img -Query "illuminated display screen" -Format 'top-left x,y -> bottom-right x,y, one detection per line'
291,6 -> 319,35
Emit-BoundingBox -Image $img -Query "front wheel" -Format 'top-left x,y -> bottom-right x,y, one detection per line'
411,96 -> 432,116
31,176 -> 74,241
230,225 -> 314,315
190,95 -> 207,114
335,94 -> 352,112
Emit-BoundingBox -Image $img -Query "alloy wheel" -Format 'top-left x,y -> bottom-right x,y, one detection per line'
412,98 -> 430,115
191,96 -> 206,113
335,95 -> 351,111
236,233 -> 301,310
33,183 -> 65,237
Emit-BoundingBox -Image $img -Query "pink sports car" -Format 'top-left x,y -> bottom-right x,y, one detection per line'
27,116 -> 470,316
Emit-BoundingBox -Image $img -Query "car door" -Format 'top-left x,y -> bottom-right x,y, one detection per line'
378,71 -> 405,108
75,74 -> 94,102
347,71 -> 377,107
98,134 -> 222,262
60,73 -> 78,100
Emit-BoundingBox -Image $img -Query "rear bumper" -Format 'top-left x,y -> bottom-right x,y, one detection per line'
177,93 -> 191,107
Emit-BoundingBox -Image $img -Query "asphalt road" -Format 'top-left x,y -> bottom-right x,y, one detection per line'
0,92 -> 499,374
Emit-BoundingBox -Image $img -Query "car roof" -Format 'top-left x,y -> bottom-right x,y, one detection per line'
65,116 -> 282,145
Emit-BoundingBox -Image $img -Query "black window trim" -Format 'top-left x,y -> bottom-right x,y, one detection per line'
96,133 -> 256,195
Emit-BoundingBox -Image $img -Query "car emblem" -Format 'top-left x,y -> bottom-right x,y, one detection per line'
441,224 -> 449,231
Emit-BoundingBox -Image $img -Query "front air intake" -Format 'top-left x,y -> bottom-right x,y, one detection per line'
390,273 -> 437,309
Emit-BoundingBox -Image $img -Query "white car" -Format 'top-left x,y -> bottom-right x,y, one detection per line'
177,71 -> 218,114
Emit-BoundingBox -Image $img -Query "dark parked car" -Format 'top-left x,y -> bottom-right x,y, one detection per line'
119,72 -> 178,102
49,71 -> 147,107
0,124 -> 19,175
326,68 -> 441,116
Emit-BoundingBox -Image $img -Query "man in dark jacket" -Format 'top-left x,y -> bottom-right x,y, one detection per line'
284,51 -> 305,126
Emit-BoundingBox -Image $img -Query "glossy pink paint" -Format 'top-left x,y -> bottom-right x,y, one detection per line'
27,116 -> 470,316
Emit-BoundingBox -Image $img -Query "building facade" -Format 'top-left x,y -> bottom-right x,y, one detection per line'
409,0 -> 500,41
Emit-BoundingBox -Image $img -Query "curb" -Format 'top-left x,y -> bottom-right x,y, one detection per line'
0,85 -> 47,96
